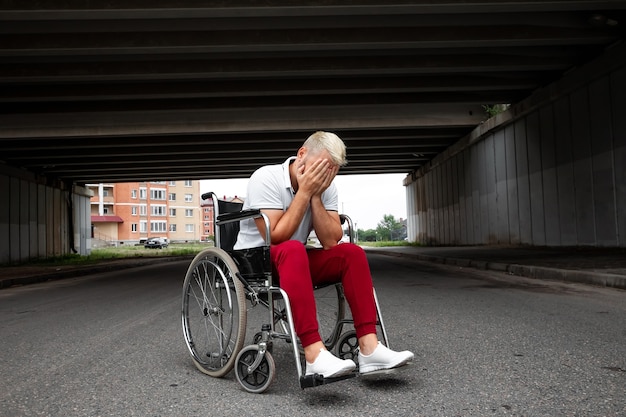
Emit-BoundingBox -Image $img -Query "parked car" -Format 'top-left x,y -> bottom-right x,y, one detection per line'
144,237 -> 168,249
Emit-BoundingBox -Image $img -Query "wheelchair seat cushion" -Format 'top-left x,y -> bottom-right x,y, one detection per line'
228,246 -> 272,285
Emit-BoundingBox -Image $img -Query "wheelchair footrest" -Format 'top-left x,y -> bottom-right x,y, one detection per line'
299,372 -> 357,389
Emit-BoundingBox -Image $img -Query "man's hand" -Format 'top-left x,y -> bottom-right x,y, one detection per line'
303,158 -> 342,248
260,151 -> 342,246
318,163 -> 339,196
297,158 -> 338,198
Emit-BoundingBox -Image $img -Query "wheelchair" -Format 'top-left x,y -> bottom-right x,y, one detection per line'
181,192 -> 390,393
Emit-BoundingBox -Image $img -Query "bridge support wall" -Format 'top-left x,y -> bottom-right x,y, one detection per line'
0,165 -> 92,264
405,45 -> 626,247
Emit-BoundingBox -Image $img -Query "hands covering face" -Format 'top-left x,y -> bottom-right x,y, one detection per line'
296,154 -> 339,197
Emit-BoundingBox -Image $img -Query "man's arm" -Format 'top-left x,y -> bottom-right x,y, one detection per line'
310,163 -> 343,249
254,191 -> 310,244
254,156 -> 341,246
259,193 -> 342,248
310,195 -> 343,249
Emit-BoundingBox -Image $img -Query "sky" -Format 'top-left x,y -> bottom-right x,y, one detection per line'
200,173 -> 407,231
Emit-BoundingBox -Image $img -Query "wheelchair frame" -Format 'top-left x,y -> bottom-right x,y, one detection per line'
181,192 -> 389,393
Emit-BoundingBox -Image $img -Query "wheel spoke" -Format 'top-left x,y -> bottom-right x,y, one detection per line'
182,248 -> 246,377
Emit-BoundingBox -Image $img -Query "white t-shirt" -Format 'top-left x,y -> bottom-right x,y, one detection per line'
233,156 -> 339,249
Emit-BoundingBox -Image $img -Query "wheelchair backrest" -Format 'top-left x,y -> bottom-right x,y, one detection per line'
202,191 -> 271,285
216,199 -> 243,251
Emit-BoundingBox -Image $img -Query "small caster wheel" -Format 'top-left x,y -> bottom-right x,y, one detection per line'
253,332 -> 273,353
336,330 -> 358,362
234,345 -> 276,394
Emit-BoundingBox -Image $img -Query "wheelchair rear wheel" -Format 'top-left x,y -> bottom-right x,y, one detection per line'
315,284 -> 346,349
182,248 -> 247,377
272,283 -> 346,351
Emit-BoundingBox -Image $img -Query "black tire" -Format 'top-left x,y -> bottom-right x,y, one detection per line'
274,283 -> 345,352
181,248 -> 247,377
234,345 -> 276,394
336,330 -> 359,362
315,284 -> 346,349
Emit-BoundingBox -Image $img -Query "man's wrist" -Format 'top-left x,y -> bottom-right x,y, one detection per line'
310,194 -> 324,204
295,189 -> 314,203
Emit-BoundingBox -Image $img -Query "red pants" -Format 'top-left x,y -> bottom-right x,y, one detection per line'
270,240 -> 378,347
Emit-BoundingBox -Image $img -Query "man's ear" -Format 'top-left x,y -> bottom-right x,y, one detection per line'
297,147 -> 307,160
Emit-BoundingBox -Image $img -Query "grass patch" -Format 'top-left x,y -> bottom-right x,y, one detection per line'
92,242 -> 210,259
358,241 -> 422,247
4,243 -> 212,267
4,241 -> 420,268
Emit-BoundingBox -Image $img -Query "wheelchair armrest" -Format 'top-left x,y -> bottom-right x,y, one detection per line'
217,209 -> 261,224
339,214 -> 354,244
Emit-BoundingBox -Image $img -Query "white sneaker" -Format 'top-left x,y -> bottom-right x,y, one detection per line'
305,349 -> 357,378
358,342 -> 414,374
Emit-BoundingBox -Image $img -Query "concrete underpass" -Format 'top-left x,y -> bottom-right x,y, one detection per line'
1,2 -> 626,262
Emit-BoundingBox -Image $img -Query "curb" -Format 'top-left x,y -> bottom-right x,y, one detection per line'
4,251 -> 626,291
367,249 -> 626,290
0,256 -> 192,290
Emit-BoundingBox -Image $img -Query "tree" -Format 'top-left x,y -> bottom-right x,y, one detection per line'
357,228 -> 377,242
376,214 -> 403,241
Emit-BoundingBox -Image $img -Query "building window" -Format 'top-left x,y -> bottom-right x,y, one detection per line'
139,188 -> 147,200
131,189 -> 137,199
131,223 -> 137,232
140,221 -> 147,233
185,209 -> 193,217
131,206 -> 137,216
103,207 -> 109,214
169,193 -> 176,201
185,194 -> 193,202
184,180 -> 192,187
186,224 -> 194,233
151,205 -> 166,216
169,224 -> 177,232
170,208 -> 176,217
150,221 -> 167,233
140,205 -> 147,216
151,189 -> 166,200
169,181 -> 176,186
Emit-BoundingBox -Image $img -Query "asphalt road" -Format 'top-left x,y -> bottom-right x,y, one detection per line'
1,253 -> 624,417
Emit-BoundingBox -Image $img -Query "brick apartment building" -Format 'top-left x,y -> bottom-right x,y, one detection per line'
88,180 -> 202,245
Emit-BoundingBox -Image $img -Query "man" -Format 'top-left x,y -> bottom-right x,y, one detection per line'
234,131 -> 414,378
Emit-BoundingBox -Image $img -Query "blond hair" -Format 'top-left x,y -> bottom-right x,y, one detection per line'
303,131 -> 348,166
